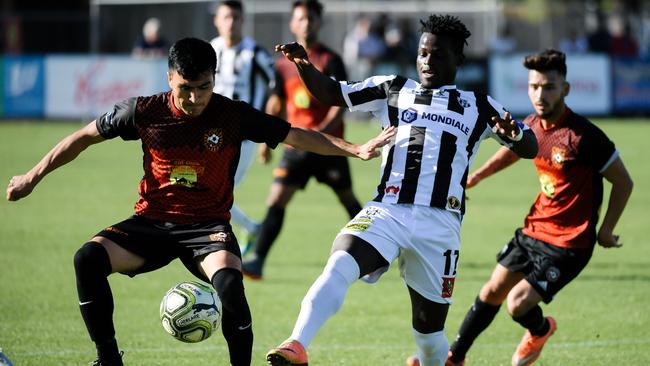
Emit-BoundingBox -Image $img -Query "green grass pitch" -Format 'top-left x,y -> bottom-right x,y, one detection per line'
1,118 -> 648,365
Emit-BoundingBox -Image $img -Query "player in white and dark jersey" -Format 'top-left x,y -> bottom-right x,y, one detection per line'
210,0 -> 275,252
266,15 -> 538,366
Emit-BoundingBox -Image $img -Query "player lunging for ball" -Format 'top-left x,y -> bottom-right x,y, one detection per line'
6,38 -> 394,366
265,14 -> 538,366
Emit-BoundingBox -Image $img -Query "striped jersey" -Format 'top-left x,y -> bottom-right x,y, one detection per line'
210,36 -> 275,110
340,75 -> 529,215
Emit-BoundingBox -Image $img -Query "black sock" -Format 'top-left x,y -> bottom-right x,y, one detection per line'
513,305 -> 548,336
253,205 -> 285,260
450,297 -> 501,361
212,268 -> 253,366
73,242 -> 121,362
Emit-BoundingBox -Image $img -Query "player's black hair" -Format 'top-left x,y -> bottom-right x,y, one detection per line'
218,0 -> 243,13
168,37 -> 216,80
292,0 -> 324,19
419,14 -> 471,56
523,49 -> 567,77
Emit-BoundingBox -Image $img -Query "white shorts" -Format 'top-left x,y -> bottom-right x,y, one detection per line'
337,202 -> 461,304
234,140 -> 256,188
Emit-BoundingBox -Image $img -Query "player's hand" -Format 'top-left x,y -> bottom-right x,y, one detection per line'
492,112 -> 521,141
357,126 -> 396,160
6,174 -> 35,201
597,229 -> 623,248
258,144 -> 272,165
275,42 -> 310,66
466,172 -> 483,188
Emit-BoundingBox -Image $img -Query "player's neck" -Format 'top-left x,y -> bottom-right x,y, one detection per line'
540,104 -> 568,129
223,35 -> 242,48
299,37 -> 318,50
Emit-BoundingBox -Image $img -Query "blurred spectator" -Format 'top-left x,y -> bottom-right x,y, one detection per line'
489,22 -> 517,54
132,17 -> 168,59
586,11 -> 611,53
641,8 -> 650,58
343,14 -> 385,80
382,18 -> 419,74
609,16 -> 639,58
559,28 -> 588,54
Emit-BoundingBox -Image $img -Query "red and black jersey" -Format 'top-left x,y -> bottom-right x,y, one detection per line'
273,43 -> 347,137
96,91 -> 291,224
522,108 -> 617,249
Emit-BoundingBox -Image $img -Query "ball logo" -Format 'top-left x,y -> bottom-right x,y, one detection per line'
401,108 -> 418,123
204,129 -> 224,152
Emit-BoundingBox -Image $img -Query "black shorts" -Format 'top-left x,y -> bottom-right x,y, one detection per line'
273,148 -> 353,190
96,215 -> 241,281
497,228 -> 593,303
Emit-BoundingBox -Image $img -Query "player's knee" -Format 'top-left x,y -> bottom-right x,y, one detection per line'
479,281 -> 508,305
324,250 -> 360,286
412,328 -> 448,363
73,241 -> 112,278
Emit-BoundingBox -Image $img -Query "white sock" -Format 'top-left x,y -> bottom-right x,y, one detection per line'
412,328 -> 449,366
290,250 -> 360,348
230,204 -> 259,234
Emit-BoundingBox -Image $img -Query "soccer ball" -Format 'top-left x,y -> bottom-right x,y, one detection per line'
160,281 -> 222,343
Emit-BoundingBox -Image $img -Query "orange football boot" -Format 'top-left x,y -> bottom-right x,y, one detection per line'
511,316 -> 557,366
266,339 -> 308,366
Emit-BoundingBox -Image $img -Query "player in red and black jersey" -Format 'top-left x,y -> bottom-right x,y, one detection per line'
6,38 -> 395,366
243,0 -> 363,279
430,50 -> 634,366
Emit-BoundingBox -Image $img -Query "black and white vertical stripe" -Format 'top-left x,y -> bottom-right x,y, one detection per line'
340,75 -> 525,215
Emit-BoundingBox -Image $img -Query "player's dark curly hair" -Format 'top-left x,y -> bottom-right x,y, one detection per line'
419,14 -> 471,56
168,37 -> 217,80
292,0 -> 324,18
523,49 -> 567,77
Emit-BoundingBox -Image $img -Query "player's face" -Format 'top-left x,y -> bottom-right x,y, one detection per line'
528,69 -> 569,120
416,33 -> 461,89
168,70 -> 214,117
215,5 -> 243,43
290,5 -> 321,45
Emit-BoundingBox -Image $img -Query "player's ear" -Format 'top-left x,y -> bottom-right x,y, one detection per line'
562,81 -> 570,98
167,71 -> 173,87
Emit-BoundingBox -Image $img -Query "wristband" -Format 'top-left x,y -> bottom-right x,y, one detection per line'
509,127 -> 523,142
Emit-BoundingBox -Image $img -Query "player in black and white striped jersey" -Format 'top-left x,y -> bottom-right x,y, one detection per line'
266,14 -> 538,366
210,0 -> 275,253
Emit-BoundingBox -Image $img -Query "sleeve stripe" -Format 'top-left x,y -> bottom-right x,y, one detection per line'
348,81 -> 390,106
599,149 -> 620,173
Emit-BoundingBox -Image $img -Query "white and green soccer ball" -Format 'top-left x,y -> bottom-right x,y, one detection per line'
160,281 -> 222,343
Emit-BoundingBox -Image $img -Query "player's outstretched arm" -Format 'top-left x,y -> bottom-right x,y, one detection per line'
275,42 -> 346,107
466,147 -> 520,188
284,126 -> 395,161
492,112 -> 538,159
6,121 -> 105,201
597,157 -> 633,248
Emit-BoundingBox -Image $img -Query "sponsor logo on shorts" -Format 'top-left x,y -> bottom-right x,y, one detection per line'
209,231 -> 230,242
364,207 -> 380,216
545,266 -> 560,282
344,222 -> 370,231
104,226 -> 128,236
441,277 -> 455,298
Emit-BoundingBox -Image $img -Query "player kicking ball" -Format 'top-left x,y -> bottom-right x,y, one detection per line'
265,14 -> 538,366
410,50 -> 633,366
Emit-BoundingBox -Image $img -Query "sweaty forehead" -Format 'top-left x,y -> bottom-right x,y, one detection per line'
528,69 -> 564,84
419,33 -> 453,49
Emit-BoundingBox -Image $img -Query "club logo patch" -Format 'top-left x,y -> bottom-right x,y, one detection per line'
545,267 -> 560,282
204,129 -> 224,151
457,97 -> 471,108
551,147 -> 566,167
209,231 -> 230,242
385,185 -> 400,196
447,196 -> 461,210
401,108 -> 418,123
441,277 -> 455,298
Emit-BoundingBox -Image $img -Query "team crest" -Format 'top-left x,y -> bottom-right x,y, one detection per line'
204,129 -> 224,152
441,277 -> 455,298
385,185 -> 400,196
457,97 -> 471,108
401,108 -> 418,123
551,147 -> 566,167
209,231 -> 230,242
447,196 -> 461,210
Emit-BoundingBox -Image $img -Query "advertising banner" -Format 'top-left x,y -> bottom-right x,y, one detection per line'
3,55 -> 45,117
613,58 -> 650,113
489,54 -> 612,118
45,56 -> 167,119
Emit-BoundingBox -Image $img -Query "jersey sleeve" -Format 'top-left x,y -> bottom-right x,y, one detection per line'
483,95 -> 531,149
340,75 -> 395,113
581,122 -> 618,172
96,97 -> 139,140
238,101 -> 291,148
